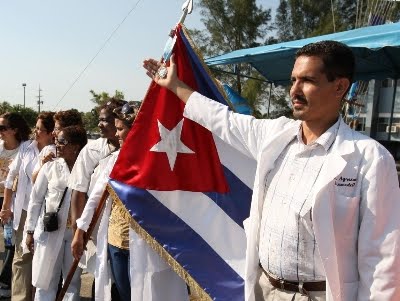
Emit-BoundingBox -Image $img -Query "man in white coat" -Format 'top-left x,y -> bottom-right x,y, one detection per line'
143,40 -> 400,301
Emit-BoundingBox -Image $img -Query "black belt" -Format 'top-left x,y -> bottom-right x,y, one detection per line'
259,264 -> 326,294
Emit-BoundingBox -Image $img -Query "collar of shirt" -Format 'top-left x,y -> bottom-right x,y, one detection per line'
297,118 -> 341,152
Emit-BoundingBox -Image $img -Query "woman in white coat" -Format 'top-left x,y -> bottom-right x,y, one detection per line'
0,112 -> 32,298
25,126 -> 87,301
0,111 -> 54,301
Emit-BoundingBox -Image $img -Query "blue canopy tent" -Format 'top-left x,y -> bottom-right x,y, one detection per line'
205,22 -> 400,85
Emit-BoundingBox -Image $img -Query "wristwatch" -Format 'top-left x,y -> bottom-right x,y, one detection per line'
26,230 -> 34,235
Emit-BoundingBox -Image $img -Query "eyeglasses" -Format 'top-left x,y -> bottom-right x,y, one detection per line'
0,125 -> 10,132
55,137 -> 68,146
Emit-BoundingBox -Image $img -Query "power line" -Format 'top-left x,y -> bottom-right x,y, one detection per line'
53,0 -> 143,110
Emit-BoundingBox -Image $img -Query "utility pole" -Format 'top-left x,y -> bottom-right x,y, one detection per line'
37,86 -> 43,113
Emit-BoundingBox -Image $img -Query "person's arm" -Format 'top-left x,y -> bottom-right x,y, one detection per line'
68,143 -> 94,231
71,155 -> 115,259
70,190 -> 87,232
0,152 -> 22,223
143,55 -> 283,159
32,152 -> 55,183
25,162 -> 50,254
357,152 -> 400,300
71,228 -> 85,260
26,163 -> 49,232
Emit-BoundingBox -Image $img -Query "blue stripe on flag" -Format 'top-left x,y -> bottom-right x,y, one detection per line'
181,32 -> 228,106
204,166 -> 252,228
109,179 -> 245,301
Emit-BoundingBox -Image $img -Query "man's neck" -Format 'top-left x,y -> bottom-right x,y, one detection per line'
301,116 -> 339,145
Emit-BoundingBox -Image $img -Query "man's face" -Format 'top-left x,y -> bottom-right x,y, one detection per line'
290,55 -> 345,124
98,109 -> 116,139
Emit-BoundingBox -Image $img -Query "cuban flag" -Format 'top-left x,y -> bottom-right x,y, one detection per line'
109,24 -> 255,300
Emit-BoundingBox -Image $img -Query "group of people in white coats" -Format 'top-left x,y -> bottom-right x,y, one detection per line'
0,109 -> 85,300
0,99 -> 189,301
2,38 -> 398,301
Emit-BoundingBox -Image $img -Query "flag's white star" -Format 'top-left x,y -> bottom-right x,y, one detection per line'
150,119 -> 194,171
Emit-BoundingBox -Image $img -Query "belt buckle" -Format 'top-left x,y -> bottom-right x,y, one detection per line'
298,282 -> 310,297
279,279 -> 285,290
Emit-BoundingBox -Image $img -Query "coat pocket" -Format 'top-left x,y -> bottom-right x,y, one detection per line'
334,196 -> 360,239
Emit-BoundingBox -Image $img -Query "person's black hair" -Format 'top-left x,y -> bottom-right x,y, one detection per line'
61,126 -> 88,152
296,40 -> 355,95
99,98 -> 127,116
37,111 -> 55,133
0,112 -> 31,142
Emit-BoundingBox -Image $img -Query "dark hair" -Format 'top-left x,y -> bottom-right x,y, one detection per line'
296,40 -> 355,85
0,112 -> 31,142
99,98 -> 127,116
113,101 -> 141,127
54,110 -> 83,128
61,126 -> 87,152
37,111 -> 55,133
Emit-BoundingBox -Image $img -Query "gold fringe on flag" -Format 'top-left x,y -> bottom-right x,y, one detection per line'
106,184 -> 212,301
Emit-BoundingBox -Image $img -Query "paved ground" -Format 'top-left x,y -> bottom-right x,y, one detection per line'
0,230 -> 94,300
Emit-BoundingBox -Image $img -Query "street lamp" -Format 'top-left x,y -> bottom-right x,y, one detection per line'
22,83 -> 26,108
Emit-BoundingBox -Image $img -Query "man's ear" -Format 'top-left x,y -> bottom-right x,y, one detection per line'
335,78 -> 350,100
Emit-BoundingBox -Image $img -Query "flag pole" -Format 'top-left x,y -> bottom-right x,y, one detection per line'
178,0 -> 193,25
55,188 -> 110,301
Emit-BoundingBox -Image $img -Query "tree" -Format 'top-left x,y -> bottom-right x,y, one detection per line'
274,0 -> 293,42
0,101 -> 38,128
89,89 -> 125,107
81,111 -> 99,133
14,106 -> 38,128
191,0 -> 273,95
0,102 -> 13,114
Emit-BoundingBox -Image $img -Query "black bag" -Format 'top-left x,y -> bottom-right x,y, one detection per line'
43,187 -> 68,232
43,212 -> 59,232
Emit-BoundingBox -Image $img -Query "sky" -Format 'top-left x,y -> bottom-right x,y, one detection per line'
0,0 -> 278,113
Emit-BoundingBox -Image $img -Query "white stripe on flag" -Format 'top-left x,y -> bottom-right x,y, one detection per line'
149,189 -> 247,279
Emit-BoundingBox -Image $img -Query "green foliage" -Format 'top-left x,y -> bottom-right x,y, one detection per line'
189,0 -> 274,112
82,111 -> 99,133
14,106 -> 38,128
0,102 -> 13,114
0,101 -> 38,128
197,0 -> 273,54
89,89 -> 125,107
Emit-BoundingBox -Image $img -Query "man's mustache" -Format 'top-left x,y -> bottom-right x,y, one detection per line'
291,95 -> 307,103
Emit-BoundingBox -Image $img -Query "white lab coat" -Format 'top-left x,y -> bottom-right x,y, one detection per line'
69,138 -> 113,193
26,158 -> 73,290
77,151 -> 189,301
184,92 -> 400,301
